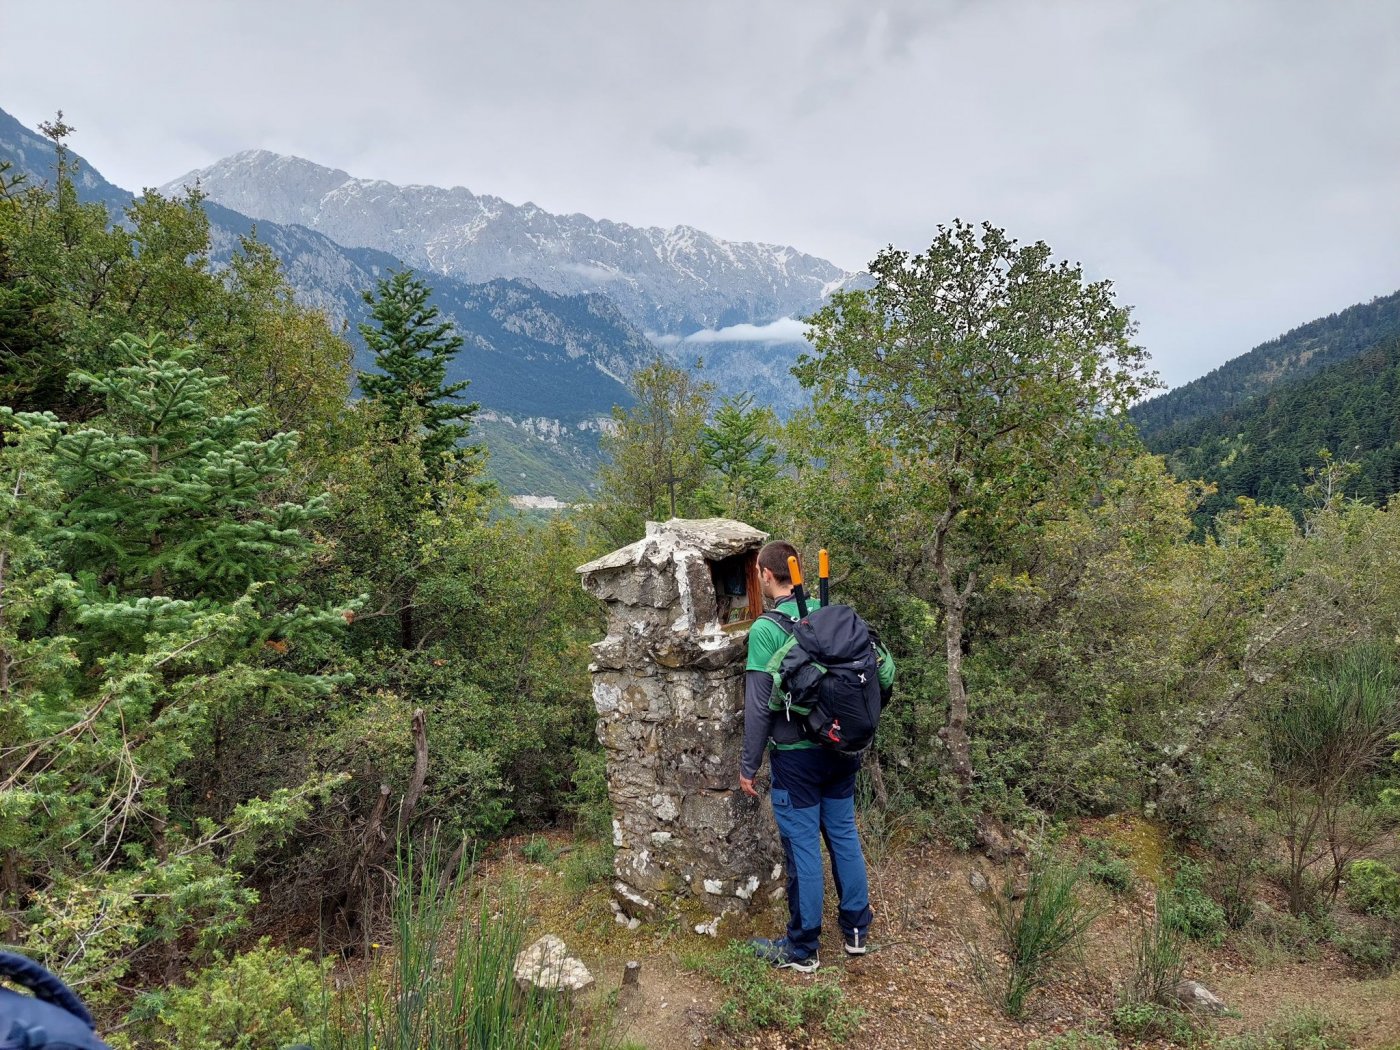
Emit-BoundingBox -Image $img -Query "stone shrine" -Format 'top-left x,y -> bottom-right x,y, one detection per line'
576,518 -> 784,933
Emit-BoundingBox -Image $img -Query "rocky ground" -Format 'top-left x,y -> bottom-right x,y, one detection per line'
490,817 -> 1400,1050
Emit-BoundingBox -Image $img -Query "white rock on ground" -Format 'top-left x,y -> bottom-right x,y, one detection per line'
514,935 -> 595,994
1174,979 -> 1228,1015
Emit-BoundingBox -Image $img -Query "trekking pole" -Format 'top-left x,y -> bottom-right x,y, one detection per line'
818,549 -> 830,608
787,556 -> 810,619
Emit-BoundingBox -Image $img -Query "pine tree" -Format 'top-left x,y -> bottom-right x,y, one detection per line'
358,270 -> 479,473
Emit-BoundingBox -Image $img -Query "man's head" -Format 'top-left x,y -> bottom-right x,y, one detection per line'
757,541 -> 799,600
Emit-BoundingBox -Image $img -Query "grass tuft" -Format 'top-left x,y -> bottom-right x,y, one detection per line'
984,846 -> 1103,1018
691,942 -> 863,1040
323,840 -> 601,1050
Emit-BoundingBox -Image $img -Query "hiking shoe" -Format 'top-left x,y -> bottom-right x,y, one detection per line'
843,929 -> 869,956
748,937 -> 819,972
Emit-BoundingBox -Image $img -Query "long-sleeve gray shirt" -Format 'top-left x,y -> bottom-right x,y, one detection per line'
740,669 -> 806,780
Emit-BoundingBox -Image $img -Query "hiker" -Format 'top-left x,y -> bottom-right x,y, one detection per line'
738,541 -> 893,971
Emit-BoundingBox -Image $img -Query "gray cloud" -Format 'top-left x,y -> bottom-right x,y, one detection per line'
1,0 -> 1396,388
655,123 -> 754,167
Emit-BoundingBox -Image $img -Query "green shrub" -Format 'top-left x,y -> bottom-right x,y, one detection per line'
988,848 -> 1103,1018
1080,837 -> 1134,894
1238,906 -> 1325,967
696,942 -> 863,1039
1343,859 -> 1400,919
1209,829 -> 1265,930
562,841 -> 615,895
1265,646 -> 1400,918
522,836 -> 558,865
1212,1006 -> 1354,1049
134,939 -> 328,1050
1123,889 -> 1186,1007
1162,858 -> 1227,946
1029,1030 -> 1119,1049
567,746 -> 614,843
1330,921 -> 1398,974
1110,1001 -> 1194,1043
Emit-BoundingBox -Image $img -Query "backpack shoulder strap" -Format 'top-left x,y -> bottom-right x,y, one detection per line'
759,609 -> 797,633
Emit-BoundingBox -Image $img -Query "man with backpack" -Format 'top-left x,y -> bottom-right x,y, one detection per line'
738,541 -> 894,971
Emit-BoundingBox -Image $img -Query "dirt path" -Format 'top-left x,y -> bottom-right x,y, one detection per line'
502,827 -> 1400,1050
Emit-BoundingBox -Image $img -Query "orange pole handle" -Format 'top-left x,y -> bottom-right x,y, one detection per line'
818,549 -> 829,580
787,555 -> 803,587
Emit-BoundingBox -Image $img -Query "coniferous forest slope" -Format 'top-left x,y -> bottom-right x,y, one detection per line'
1131,288 -> 1400,442
1132,288 -> 1400,520
1154,334 -> 1400,519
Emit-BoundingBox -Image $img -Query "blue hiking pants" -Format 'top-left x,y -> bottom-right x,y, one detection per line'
768,747 -> 873,958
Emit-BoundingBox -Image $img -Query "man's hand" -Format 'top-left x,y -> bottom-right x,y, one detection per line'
739,774 -> 759,798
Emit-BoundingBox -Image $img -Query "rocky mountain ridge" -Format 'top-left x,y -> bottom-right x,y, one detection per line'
160,149 -> 855,339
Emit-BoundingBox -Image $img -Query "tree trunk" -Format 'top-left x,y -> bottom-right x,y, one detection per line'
931,501 -> 975,792
937,585 -> 974,789
398,573 -> 416,651
397,709 -> 429,834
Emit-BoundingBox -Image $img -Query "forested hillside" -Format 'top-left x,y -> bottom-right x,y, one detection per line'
1132,288 -> 1400,441
1153,334 -> 1400,519
3,120 -> 1399,1050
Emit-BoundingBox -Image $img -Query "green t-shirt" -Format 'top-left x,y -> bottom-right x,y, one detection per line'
747,597 -> 895,687
745,596 -> 806,674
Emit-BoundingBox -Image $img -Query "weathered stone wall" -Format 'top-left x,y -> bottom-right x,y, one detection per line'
577,518 -> 783,934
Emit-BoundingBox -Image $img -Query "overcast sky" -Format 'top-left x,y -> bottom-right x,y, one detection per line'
2,0 -> 1397,388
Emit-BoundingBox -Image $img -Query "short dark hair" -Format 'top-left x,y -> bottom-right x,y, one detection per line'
758,541 -> 799,584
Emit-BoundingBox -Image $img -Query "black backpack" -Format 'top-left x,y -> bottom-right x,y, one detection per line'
762,604 -> 891,753
0,952 -> 110,1050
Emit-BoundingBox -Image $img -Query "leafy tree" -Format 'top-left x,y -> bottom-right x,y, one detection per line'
0,119 -> 217,418
702,392 -> 781,525
198,237 -> 353,451
799,221 -> 1158,789
358,269 -> 479,475
594,358 -> 713,546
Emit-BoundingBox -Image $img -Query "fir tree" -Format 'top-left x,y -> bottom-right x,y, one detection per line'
358,270 -> 479,474
0,332 -> 349,988
701,392 -> 780,524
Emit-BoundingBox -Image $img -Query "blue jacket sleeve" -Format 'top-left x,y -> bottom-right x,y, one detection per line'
740,670 -> 776,781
